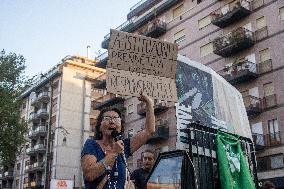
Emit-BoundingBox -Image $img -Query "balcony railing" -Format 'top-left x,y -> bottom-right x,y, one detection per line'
127,0 -> 162,20
257,59 -> 273,74
263,94 -> 277,109
252,132 -> 281,151
218,60 -> 258,84
34,144 -> 46,153
95,51 -> 108,68
27,162 -> 44,172
28,112 -> 40,123
28,126 -> 47,139
211,0 -> 251,28
101,20 -> 134,49
255,26 -> 268,41
37,108 -> 49,119
147,123 -> 169,144
213,27 -> 255,57
92,94 -> 125,111
137,100 -> 169,116
138,19 -> 167,38
37,91 -> 50,103
26,147 -> 35,155
3,171 -> 13,180
92,73 -> 106,89
243,95 -> 262,116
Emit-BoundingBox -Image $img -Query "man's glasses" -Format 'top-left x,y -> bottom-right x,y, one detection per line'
102,116 -> 121,123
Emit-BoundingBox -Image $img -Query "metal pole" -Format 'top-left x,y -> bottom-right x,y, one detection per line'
45,79 -> 53,189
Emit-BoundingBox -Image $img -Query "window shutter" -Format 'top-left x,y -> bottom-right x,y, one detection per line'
256,16 -> 266,29
173,4 -> 184,18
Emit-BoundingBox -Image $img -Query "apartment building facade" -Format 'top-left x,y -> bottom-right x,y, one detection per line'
96,0 -> 284,187
0,56 -> 106,189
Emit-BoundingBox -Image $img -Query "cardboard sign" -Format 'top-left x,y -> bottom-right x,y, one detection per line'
108,29 -> 178,79
107,68 -> 178,101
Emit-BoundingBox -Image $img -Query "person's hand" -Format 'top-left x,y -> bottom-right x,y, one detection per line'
138,91 -> 154,107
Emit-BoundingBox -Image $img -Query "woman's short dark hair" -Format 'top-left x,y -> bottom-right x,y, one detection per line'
95,107 -> 122,140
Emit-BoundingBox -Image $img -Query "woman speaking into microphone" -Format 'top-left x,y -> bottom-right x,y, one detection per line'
81,92 -> 155,189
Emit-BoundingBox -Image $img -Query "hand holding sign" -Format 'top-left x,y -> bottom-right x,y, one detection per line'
138,91 -> 154,107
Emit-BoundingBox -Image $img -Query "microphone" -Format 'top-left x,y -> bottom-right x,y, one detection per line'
111,129 -> 127,164
111,129 -> 124,142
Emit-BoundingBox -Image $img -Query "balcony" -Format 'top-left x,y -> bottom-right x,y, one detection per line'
257,59 -> 273,74
211,0 -> 252,28
255,26 -> 268,41
218,60 -> 257,84
101,20 -> 134,49
92,94 -> 125,111
37,92 -> 50,103
28,126 -> 47,139
34,144 -> 46,153
252,132 -> 281,151
213,27 -> 255,57
26,162 -> 44,173
138,19 -> 167,38
28,112 -> 40,123
26,147 -> 35,156
95,51 -> 108,69
137,100 -> 169,116
127,0 -> 162,20
263,94 -> 277,109
37,108 -> 49,119
92,73 -> 106,89
3,171 -> 13,180
243,95 -> 262,117
147,120 -> 169,144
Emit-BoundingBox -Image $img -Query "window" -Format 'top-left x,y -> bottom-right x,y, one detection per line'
174,29 -> 185,43
259,48 -> 270,62
280,6 -> 284,21
200,42 -> 213,57
127,104 -> 134,115
256,16 -> 266,30
257,154 -> 284,171
268,119 -> 280,146
198,15 -> 211,29
271,154 -> 284,169
173,4 -> 184,19
263,82 -> 274,97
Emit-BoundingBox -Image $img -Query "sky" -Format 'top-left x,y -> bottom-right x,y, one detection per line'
0,0 -> 140,77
